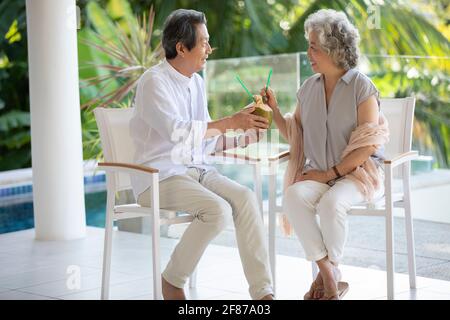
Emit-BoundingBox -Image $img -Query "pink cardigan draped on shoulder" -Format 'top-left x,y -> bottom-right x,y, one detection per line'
281,104 -> 389,235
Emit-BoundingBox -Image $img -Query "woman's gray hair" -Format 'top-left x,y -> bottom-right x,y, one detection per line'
304,9 -> 360,70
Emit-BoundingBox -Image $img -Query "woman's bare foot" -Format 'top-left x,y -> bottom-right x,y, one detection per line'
304,271 -> 324,300
312,272 -> 324,299
260,294 -> 274,300
316,258 -> 339,300
162,276 -> 186,300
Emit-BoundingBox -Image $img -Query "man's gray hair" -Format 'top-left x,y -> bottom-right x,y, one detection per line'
305,9 -> 360,70
162,9 -> 206,60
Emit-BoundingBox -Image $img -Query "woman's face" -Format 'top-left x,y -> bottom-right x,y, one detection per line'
307,31 -> 336,74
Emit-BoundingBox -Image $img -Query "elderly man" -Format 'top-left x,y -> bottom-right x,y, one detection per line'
129,9 -> 273,300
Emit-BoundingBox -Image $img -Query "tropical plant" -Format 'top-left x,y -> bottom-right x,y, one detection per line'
365,55 -> 450,167
80,0 -> 449,167
285,0 -> 449,167
78,0 -> 164,159
123,0 -> 302,59
79,3 -> 163,110
0,0 -> 448,170
285,0 -> 449,56
0,0 -> 30,171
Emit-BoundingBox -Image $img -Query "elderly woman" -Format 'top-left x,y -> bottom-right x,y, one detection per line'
262,9 -> 389,300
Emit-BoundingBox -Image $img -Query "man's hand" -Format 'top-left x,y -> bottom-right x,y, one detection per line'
230,104 -> 270,131
206,103 -> 270,139
294,169 -> 331,184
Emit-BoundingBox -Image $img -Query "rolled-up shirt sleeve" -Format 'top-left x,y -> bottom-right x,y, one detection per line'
137,75 -> 208,156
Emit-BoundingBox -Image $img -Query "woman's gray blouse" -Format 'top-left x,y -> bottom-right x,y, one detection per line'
298,69 -> 384,173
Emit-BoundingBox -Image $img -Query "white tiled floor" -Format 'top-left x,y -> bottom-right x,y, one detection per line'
0,227 -> 449,300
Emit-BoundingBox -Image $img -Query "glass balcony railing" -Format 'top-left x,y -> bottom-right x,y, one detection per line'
205,52 -> 450,174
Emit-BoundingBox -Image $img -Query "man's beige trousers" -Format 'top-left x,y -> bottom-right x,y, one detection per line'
138,167 -> 273,299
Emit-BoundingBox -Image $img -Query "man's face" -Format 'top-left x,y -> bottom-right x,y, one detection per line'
183,23 -> 212,73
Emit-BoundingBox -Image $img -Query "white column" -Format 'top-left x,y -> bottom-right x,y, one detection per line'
26,0 -> 86,240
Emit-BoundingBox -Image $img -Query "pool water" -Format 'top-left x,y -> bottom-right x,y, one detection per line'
0,165 -> 281,235
0,191 -> 107,234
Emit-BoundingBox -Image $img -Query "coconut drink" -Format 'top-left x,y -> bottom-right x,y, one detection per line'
252,94 -> 273,127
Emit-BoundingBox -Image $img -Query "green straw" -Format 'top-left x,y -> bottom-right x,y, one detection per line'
265,68 -> 273,93
235,75 -> 254,101
262,68 -> 273,103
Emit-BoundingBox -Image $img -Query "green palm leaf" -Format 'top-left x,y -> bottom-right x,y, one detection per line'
79,3 -> 163,110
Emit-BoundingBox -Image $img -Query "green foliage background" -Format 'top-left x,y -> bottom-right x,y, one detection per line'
0,0 -> 449,170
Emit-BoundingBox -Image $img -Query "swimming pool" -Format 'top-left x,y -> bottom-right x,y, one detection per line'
0,165 -> 279,234
0,190 -> 108,234
0,170 -> 109,234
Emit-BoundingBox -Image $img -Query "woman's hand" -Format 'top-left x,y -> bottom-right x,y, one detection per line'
295,169 -> 331,184
260,86 -> 279,111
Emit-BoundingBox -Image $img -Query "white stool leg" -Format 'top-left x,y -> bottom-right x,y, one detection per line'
101,189 -> 115,300
385,165 -> 395,300
253,163 -> 264,221
101,209 -> 114,300
268,165 -> 277,296
151,174 -> 163,300
403,162 -> 417,288
311,261 -> 319,280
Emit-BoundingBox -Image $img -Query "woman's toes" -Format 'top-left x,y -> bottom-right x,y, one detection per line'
313,290 -> 323,299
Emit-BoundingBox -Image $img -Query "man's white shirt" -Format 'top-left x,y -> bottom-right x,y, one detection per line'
129,59 -> 219,198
